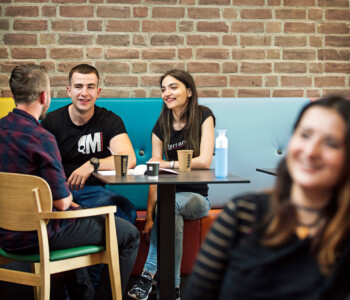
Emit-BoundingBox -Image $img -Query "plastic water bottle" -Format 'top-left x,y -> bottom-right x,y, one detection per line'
215,130 -> 228,178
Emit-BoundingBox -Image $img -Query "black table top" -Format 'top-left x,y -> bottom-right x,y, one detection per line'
256,168 -> 277,176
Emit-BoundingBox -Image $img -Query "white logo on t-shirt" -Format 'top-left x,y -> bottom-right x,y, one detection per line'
77,133 -> 102,154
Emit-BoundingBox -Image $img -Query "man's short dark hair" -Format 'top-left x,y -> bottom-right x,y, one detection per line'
68,64 -> 100,86
9,64 -> 48,105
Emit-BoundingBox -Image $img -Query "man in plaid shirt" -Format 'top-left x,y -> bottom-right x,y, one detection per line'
0,64 -> 139,299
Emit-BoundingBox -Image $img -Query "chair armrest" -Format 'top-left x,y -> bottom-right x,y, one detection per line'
39,206 -> 116,220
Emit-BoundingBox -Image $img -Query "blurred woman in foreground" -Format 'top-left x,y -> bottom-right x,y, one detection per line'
184,95 -> 350,300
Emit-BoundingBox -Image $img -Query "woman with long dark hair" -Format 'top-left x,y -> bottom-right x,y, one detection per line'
184,95 -> 350,300
128,69 -> 215,300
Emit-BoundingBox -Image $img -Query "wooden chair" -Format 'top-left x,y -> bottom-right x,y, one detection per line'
0,172 -> 122,300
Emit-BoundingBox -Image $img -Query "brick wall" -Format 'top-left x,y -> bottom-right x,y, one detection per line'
1,0 -> 349,98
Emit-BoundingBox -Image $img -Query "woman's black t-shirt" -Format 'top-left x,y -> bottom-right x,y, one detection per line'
152,106 -> 214,197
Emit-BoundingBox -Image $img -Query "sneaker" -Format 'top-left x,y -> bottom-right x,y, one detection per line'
128,271 -> 153,300
175,287 -> 180,300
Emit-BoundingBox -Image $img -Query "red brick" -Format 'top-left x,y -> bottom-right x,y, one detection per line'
4,34 -> 37,45
325,36 -> 350,47
150,89 -> 161,98
241,9 -> 272,19
142,49 -> 175,59
315,76 -> 345,87
141,76 -> 159,87
133,7 -> 148,17
281,76 -> 312,87
60,6 -> 93,17
188,62 -> 220,73
58,62 -> 90,73
284,0 -> 315,5
97,6 -> 130,18
241,62 -> 272,73
152,7 -> 184,18
95,62 -> 130,73
223,62 -> 238,73
197,21 -> 229,33
133,34 -> 147,45
5,6 -> 39,17
196,48 -> 229,59
100,89 -> 130,98
187,35 -> 219,46
232,49 -> 265,60
52,20 -> 84,31
267,22 -> 281,33
144,0 -> 176,3
12,48 -> 46,59
132,62 -> 147,73
86,48 -> 104,59
267,49 -> 280,59
181,0 -> 195,4
265,76 -> 278,87
2,61 -> 36,73
323,89 -> 350,97
221,89 -> 236,97
52,0 -> 85,3
318,49 -> 350,61
197,89 -> 220,97
308,8 -> 323,20
0,75 -> 8,87
106,20 -> 140,32
284,22 -> 315,33
0,47 -> 8,58
275,36 -> 306,47
309,62 -> 324,73
241,36 -> 271,46
309,36 -> 323,47
133,89 -> 147,98
275,9 -> 306,19
319,0 -> 349,7
50,76 -> 68,87
179,21 -> 193,32
59,34 -> 93,45
50,48 -> 83,59
283,49 -> 316,60
274,62 -> 307,73
1,90 -> 12,97
307,90 -> 321,98
238,89 -> 270,97
268,0 -> 282,5
106,48 -> 140,59
223,8 -> 238,19
325,63 -> 350,73
97,34 -> 130,46
223,35 -> 238,46
57,89 -> 69,97
178,48 -> 193,59
230,76 -> 262,87
143,20 -> 176,32
40,34 -> 55,45
318,23 -> 349,34
231,21 -> 264,33
188,8 -> 220,19
0,20 -> 9,30
88,20 -> 103,31
42,6 -> 56,17
199,0 -> 230,4
326,9 -> 350,20
13,20 -> 47,31
150,35 -> 184,46
105,76 -> 138,87
273,90 -> 304,97
232,0 -> 264,5
108,0 -> 140,3
150,62 -> 186,74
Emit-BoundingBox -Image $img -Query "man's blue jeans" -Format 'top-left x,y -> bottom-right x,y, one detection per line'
70,185 -> 137,224
143,192 -> 211,287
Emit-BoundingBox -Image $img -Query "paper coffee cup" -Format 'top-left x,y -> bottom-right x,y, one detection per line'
114,154 -> 128,176
146,161 -> 160,179
177,150 -> 193,172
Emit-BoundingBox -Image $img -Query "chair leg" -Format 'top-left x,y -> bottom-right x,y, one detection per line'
31,263 -> 40,300
40,265 -> 50,300
108,262 -> 122,300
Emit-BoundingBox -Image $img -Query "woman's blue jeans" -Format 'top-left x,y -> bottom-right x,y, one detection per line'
143,192 -> 211,287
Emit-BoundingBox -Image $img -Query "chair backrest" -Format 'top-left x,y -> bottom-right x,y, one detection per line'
0,172 -> 53,231
0,98 -> 16,119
